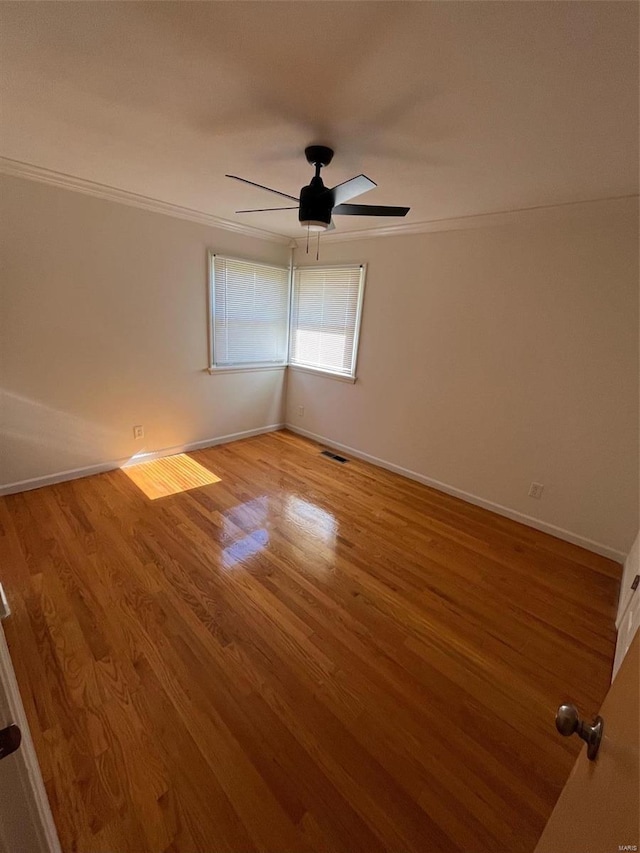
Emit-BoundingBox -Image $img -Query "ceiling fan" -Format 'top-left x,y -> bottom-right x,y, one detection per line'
226,145 -> 410,232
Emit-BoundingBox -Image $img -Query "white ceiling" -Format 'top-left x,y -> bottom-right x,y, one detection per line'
1,2 -> 638,239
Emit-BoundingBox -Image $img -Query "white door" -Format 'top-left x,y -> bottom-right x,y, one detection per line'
613,577 -> 640,680
0,599 -> 61,853
535,632 -> 639,852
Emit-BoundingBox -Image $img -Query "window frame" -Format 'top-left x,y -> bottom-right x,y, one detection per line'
207,251 -> 292,374
288,262 -> 366,383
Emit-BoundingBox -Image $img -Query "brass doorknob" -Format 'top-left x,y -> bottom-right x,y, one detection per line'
555,703 -> 604,761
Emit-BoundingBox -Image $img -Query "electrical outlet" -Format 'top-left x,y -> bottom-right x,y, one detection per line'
298,406 -> 305,417
133,425 -> 144,440
528,482 -> 544,499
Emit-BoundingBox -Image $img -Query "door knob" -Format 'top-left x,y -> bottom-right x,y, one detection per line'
555,704 -> 603,760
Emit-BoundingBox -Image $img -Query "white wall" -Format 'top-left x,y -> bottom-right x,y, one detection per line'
286,198 -> 639,557
0,175 -> 289,488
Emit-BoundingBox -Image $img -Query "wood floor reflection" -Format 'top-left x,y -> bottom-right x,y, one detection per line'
0,430 -> 620,852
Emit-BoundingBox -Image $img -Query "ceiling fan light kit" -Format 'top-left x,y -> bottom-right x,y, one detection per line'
226,145 -> 410,239
301,221 -> 331,233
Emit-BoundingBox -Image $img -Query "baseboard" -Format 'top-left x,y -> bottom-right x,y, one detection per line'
120,423 -> 285,468
0,423 -> 285,497
286,424 -> 626,562
2,421 -> 626,561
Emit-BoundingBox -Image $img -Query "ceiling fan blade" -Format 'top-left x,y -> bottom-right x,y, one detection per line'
327,219 -> 336,231
333,203 -> 410,217
235,207 -> 299,213
330,175 -> 377,205
225,175 -> 299,202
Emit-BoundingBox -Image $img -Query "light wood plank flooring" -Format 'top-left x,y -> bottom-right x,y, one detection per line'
0,430 -> 620,852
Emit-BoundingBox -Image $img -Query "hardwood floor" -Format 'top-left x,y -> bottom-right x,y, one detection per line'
0,430 -> 620,852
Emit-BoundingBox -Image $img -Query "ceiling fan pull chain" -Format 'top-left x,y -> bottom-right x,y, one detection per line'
316,232 -> 320,261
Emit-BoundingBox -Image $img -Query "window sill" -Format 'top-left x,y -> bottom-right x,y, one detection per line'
208,365 -> 287,375
288,365 -> 357,384
207,364 -> 356,383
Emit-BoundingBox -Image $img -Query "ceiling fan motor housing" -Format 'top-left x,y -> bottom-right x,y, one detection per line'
299,177 -> 333,228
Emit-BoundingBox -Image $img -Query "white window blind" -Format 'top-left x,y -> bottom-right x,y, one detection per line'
211,255 -> 289,368
290,265 -> 365,379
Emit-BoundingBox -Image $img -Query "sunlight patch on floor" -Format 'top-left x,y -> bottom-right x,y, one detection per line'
122,453 -> 221,499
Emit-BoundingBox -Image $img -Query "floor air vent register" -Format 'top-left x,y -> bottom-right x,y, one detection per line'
320,450 -> 349,464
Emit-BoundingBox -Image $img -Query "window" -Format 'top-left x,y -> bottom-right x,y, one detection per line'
210,254 -> 289,369
289,264 -> 365,380
208,255 -> 366,381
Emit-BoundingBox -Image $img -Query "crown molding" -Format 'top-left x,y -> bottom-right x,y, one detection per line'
294,193 -> 639,245
0,156 -> 291,245
2,156 -> 636,247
